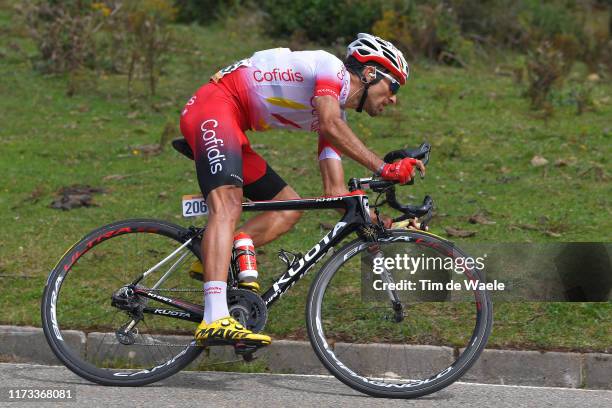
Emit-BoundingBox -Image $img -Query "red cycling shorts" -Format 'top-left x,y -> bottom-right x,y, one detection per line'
179,81 -> 286,200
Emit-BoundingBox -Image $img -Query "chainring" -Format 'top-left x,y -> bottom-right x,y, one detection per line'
227,288 -> 267,333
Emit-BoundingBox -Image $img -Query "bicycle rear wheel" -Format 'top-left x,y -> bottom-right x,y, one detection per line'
306,230 -> 493,398
41,219 -> 205,386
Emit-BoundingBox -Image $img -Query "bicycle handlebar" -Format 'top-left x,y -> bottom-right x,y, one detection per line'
383,142 -> 431,165
347,142 -> 434,229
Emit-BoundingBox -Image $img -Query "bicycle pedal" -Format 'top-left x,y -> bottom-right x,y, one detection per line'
188,260 -> 204,281
233,342 -> 260,356
189,270 -> 204,281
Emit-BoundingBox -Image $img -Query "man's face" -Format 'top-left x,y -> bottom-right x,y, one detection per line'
362,68 -> 399,117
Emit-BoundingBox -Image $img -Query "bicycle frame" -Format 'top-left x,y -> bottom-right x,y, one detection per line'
131,192 -> 374,323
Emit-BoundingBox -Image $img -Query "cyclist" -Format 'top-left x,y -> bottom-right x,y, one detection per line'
179,33 -> 425,348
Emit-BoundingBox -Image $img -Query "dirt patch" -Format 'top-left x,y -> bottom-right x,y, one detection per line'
50,184 -> 106,210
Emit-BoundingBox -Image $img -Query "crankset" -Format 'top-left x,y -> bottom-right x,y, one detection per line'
226,288 -> 268,362
227,288 -> 267,333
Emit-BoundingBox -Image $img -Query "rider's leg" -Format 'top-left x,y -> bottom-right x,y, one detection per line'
196,183 -> 271,345
237,147 -> 302,247
181,82 -> 270,345
238,185 -> 303,247
189,186 -> 302,284
201,185 -> 243,323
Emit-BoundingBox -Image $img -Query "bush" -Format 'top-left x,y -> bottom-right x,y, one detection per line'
372,3 -> 473,66
19,0 -> 176,99
17,0 -> 106,95
173,0 -> 243,25
115,0 -> 177,98
525,41 -> 574,111
259,0 -> 384,43
519,0 -> 585,45
171,0 -> 612,71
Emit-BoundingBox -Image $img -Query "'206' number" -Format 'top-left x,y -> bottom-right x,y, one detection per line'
184,201 -> 208,215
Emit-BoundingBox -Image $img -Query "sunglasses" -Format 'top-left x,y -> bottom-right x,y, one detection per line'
376,69 -> 400,95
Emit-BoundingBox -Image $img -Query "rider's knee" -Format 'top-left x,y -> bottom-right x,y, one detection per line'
275,187 -> 302,229
284,210 -> 303,227
207,189 -> 243,223
214,201 -> 242,223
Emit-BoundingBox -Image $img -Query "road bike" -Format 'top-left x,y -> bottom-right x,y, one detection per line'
41,141 -> 493,398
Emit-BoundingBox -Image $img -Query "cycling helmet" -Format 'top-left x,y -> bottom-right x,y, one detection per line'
347,33 -> 409,85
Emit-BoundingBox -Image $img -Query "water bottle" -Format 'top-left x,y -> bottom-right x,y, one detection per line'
233,232 -> 258,282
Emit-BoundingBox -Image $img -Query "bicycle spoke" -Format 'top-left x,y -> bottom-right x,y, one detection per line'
308,231 -> 492,397
43,220 -> 204,384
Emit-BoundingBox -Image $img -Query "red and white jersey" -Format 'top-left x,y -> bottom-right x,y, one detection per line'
211,48 -> 351,160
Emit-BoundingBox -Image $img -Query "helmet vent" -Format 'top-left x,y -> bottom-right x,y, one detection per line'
382,50 -> 397,66
359,39 -> 376,49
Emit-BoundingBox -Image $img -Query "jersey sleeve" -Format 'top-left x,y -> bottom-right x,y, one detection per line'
313,52 -> 345,100
318,134 -> 342,161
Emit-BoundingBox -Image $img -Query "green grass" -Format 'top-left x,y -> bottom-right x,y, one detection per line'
0,5 -> 610,353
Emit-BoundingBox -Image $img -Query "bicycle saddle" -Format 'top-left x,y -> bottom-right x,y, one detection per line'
172,138 -> 194,160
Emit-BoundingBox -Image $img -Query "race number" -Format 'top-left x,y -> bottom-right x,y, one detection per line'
182,194 -> 208,217
210,58 -> 251,83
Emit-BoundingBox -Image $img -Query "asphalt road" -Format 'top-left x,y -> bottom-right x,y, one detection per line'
0,363 -> 610,408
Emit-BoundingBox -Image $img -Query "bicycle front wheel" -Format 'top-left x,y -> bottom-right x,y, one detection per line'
306,230 -> 493,398
41,219 -> 205,386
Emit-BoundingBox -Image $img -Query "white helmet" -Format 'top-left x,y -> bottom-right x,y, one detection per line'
347,33 -> 409,85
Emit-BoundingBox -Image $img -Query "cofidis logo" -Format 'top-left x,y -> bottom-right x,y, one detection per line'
253,68 -> 304,82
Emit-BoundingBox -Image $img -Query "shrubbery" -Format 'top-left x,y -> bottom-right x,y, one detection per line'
525,41 -> 574,111
372,3 -> 473,67
18,0 -> 107,95
173,0 -> 611,79
18,0 -> 612,115
18,0 -> 176,99
259,0 -> 384,43
173,0 -> 243,25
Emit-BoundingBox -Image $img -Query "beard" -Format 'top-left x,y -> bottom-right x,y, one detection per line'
365,103 -> 381,117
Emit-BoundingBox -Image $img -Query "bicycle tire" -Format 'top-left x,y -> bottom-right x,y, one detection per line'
41,219 -> 205,386
306,229 -> 493,398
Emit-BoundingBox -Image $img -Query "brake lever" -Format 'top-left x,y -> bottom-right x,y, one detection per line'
383,142 -> 431,165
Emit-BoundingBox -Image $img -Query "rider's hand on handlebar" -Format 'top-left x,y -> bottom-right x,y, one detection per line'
369,209 -> 393,228
380,158 -> 425,184
392,217 -> 429,231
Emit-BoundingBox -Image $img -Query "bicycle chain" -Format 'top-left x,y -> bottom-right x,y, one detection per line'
123,339 -> 260,367
124,286 -> 204,346
126,287 -> 259,347
145,288 -> 203,292
129,340 -> 198,347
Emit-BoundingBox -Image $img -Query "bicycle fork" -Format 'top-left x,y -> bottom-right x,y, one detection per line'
370,247 -> 404,323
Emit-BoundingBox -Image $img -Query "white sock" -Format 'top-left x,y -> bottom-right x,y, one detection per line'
203,281 -> 229,324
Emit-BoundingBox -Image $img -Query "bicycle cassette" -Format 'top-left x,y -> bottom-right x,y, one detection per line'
227,288 -> 267,333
